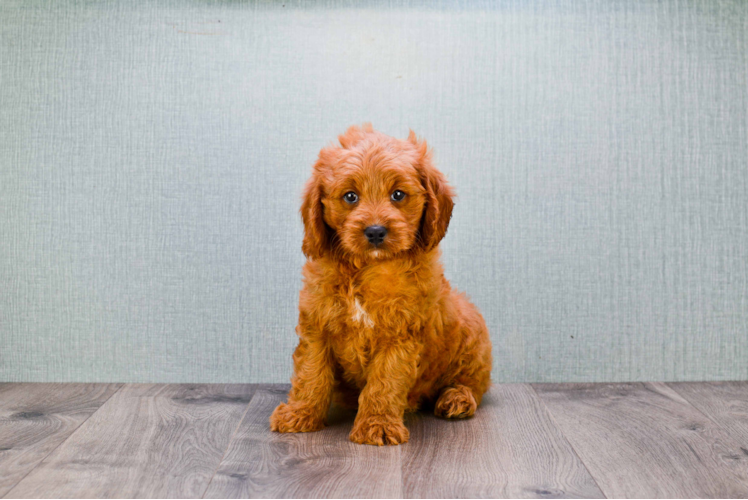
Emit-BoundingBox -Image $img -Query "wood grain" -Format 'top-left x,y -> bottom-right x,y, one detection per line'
4,382 -> 747,498
668,382 -> 748,453
401,384 -> 603,499
534,382 -> 748,498
0,383 -> 121,497
6,384 -> 256,498
203,385 -> 403,499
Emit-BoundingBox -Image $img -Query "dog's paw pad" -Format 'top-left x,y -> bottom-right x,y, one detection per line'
434,386 -> 477,419
269,403 -> 325,433
349,419 -> 409,446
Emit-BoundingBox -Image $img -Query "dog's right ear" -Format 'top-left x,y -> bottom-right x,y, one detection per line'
300,151 -> 334,259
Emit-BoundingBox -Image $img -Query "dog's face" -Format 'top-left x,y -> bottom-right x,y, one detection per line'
301,125 -> 454,262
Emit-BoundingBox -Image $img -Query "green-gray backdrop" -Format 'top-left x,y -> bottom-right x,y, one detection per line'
2,0 -> 747,383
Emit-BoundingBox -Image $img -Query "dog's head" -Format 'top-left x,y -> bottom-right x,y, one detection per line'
301,124 -> 454,262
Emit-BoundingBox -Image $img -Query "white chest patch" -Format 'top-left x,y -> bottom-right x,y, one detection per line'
352,297 -> 375,328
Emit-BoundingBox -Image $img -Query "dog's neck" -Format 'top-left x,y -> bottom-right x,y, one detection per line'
324,247 -> 441,276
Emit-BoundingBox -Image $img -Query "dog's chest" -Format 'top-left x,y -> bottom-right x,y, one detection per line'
332,277 -> 396,353
317,266 -> 427,384
347,295 -> 375,329
327,271 -> 414,334
332,291 -> 390,383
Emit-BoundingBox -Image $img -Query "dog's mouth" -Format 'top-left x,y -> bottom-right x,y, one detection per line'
338,224 -> 413,261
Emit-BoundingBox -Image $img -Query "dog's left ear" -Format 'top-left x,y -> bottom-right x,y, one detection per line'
408,130 -> 455,251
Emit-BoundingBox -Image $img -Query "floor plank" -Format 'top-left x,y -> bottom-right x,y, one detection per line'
0,383 -> 121,497
534,382 -> 748,498
401,384 -> 604,499
668,382 -> 748,448
6,384 -> 256,499
203,385 -> 403,499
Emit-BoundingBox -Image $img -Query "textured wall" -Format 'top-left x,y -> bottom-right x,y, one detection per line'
1,0 -> 747,383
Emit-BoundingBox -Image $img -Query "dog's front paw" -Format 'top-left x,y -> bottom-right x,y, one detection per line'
269,402 -> 325,433
349,417 -> 409,446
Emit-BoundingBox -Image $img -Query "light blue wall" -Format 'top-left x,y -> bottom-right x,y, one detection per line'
1,0 -> 747,383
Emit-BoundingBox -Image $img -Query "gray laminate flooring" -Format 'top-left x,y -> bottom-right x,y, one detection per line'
1,382 -> 747,498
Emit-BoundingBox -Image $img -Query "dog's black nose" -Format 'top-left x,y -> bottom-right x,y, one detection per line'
364,225 -> 387,246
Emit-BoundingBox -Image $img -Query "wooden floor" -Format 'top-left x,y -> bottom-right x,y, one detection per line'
1,383 -> 747,498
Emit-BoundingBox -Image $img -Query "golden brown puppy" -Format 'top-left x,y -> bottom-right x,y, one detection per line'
270,124 -> 492,446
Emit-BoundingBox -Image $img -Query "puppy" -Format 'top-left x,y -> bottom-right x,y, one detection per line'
270,124 -> 492,445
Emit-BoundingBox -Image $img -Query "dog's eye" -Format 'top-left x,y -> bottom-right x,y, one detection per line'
391,190 -> 406,202
343,192 -> 358,204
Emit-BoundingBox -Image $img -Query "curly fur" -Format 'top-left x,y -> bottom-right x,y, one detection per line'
270,124 -> 492,445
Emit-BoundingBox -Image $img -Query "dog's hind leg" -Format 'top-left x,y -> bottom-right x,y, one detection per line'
434,294 -> 492,419
434,384 -> 479,419
434,357 -> 492,419
433,340 -> 492,419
